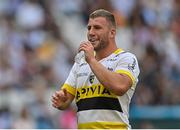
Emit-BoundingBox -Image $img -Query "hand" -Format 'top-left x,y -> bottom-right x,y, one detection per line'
79,41 -> 95,63
51,88 -> 68,109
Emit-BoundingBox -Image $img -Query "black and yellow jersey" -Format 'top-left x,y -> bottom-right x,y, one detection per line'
61,48 -> 140,129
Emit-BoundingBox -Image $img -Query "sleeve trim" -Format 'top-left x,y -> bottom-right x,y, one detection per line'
61,84 -> 76,96
115,70 -> 135,86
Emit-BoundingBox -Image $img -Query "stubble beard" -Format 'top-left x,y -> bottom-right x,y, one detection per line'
94,38 -> 109,52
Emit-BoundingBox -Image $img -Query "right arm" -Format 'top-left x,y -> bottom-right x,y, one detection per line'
51,88 -> 75,110
51,63 -> 78,110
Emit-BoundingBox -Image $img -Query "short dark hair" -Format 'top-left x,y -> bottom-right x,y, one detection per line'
89,9 -> 116,28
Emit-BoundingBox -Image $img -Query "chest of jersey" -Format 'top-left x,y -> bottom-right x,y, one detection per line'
76,58 -> 119,88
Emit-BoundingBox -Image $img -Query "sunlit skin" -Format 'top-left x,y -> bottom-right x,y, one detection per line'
81,17 -> 117,61
87,17 -> 111,51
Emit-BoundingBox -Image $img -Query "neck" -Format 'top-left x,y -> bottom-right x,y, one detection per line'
95,41 -> 118,61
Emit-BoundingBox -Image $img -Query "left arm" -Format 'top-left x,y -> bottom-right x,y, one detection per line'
79,42 -> 132,96
88,58 -> 132,96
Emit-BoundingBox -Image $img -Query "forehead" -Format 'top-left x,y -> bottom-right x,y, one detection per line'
88,17 -> 109,26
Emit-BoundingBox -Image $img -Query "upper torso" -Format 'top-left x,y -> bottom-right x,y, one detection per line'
62,48 -> 140,129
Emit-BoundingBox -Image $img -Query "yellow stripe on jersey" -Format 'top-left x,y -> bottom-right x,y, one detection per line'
114,48 -> 124,54
116,70 -> 135,86
61,83 -> 76,96
76,84 -> 117,102
78,121 -> 127,129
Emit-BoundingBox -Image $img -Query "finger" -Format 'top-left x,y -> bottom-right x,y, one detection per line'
51,98 -> 60,107
55,90 -> 67,102
87,41 -> 91,44
80,41 -> 89,48
84,42 -> 91,46
52,103 -> 58,108
84,42 -> 93,48
51,97 -> 57,104
61,89 -> 68,102
51,98 -> 62,108
81,41 -> 88,45
79,47 -> 85,52
79,42 -> 85,49
55,91 -> 63,98
52,94 -> 58,100
81,42 -> 89,47
51,99 -> 58,107
51,97 -> 58,104
80,43 -> 93,51
79,45 -> 88,52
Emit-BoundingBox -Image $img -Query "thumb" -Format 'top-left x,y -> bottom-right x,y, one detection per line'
63,88 -> 67,97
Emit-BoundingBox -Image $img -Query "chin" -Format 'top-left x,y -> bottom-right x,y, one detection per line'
92,41 -> 99,46
94,46 -> 101,51
93,44 -> 98,50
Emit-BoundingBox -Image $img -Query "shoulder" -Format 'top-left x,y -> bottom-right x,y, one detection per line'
116,51 -> 138,61
116,51 -> 140,71
121,51 -> 136,57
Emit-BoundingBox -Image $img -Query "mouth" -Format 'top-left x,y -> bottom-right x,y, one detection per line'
89,38 -> 98,44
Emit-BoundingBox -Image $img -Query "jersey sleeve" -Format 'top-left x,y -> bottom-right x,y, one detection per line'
115,52 -> 140,88
61,63 -> 78,96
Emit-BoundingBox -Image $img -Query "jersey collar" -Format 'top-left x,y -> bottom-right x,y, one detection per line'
98,48 -> 124,62
113,48 -> 124,55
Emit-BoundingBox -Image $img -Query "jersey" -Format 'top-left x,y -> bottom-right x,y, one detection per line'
61,48 -> 140,129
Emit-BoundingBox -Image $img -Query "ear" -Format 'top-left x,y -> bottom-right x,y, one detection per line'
109,28 -> 116,38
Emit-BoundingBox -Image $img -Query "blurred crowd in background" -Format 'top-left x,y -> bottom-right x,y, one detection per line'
0,0 -> 179,129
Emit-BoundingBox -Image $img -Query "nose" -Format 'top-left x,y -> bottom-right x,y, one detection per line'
88,28 -> 95,36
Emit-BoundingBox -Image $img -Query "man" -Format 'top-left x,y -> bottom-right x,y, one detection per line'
52,9 -> 140,129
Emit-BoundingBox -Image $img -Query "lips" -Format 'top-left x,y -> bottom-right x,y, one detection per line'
90,41 -> 97,45
89,39 -> 96,42
89,38 -> 98,44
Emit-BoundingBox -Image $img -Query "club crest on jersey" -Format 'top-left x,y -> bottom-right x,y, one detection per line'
128,58 -> 136,72
89,74 -> 95,84
80,63 -> 87,67
107,58 -> 118,61
108,67 -> 113,71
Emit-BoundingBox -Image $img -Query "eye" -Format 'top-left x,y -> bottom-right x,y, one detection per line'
94,25 -> 101,30
87,26 -> 91,30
